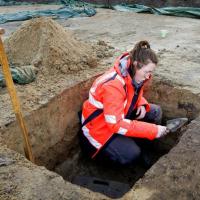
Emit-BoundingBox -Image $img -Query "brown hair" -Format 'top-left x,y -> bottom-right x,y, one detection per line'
129,40 -> 158,77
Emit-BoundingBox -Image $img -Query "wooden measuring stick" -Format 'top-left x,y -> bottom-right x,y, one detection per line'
0,28 -> 34,163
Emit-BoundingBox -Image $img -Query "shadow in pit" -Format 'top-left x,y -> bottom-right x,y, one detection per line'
70,151 -> 148,199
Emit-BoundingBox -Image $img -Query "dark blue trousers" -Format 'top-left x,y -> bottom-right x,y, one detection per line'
80,104 -> 162,166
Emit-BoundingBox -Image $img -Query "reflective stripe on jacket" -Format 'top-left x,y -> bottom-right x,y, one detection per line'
81,52 -> 158,158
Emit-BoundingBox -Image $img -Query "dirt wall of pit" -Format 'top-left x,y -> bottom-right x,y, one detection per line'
0,76 -> 98,170
124,116 -> 200,199
144,78 -> 200,121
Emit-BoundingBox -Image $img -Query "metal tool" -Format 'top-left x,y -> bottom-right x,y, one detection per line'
0,27 -> 34,163
166,118 -> 188,133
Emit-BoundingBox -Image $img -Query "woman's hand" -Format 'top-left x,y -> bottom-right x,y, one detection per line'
136,105 -> 146,119
156,125 -> 169,138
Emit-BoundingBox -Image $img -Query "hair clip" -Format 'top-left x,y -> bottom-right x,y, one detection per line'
142,44 -> 148,49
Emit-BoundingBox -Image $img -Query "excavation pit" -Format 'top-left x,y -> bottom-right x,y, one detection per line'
53,80 -> 195,198
0,4 -> 200,199
1,74 -> 200,199
42,78 -> 200,198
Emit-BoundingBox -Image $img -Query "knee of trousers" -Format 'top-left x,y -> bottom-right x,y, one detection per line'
118,145 -> 141,165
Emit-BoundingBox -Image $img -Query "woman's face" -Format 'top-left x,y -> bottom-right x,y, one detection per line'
134,62 -> 156,83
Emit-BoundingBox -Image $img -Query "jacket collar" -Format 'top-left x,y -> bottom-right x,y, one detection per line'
114,52 -> 130,78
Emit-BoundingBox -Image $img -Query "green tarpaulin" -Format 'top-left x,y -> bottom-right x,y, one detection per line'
0,0 -> 199,23
113,4 -> 200,19
0,6 -> 96,24
0,1 -> 199,24
0,65 -> 37,87
0,0 -> 58,6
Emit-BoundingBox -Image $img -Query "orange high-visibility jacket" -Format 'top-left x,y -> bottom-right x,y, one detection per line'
81,52 -> 158,158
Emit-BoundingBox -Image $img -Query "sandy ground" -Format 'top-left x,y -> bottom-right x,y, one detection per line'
0,4 -> 200,200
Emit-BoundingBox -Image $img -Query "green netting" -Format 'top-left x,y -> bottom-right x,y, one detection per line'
0,65 -> 37,87
112,4 -> 200,19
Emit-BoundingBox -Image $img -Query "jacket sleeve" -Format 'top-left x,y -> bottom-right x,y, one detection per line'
102,82 -> 157,140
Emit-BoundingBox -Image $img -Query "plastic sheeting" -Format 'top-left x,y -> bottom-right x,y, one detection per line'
0,1 -> 199,24
113,4 -> 200,19
0,65 -> 37,87
0,0 -> 35,6
0,1 -> 96,24
0,0 -> 57,6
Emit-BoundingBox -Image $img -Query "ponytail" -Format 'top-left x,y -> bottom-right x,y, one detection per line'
129,40 -> 158,70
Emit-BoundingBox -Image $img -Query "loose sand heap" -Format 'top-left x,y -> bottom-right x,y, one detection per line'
4,17 -> 103,75
0,17 -> 113,126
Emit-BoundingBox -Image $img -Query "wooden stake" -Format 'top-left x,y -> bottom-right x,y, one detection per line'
0,28 -> 34,163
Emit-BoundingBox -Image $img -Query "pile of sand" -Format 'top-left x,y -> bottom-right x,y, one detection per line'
5,17 -> 100,75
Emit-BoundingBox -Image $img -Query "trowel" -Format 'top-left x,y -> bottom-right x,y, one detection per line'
166,118 -> 188,133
